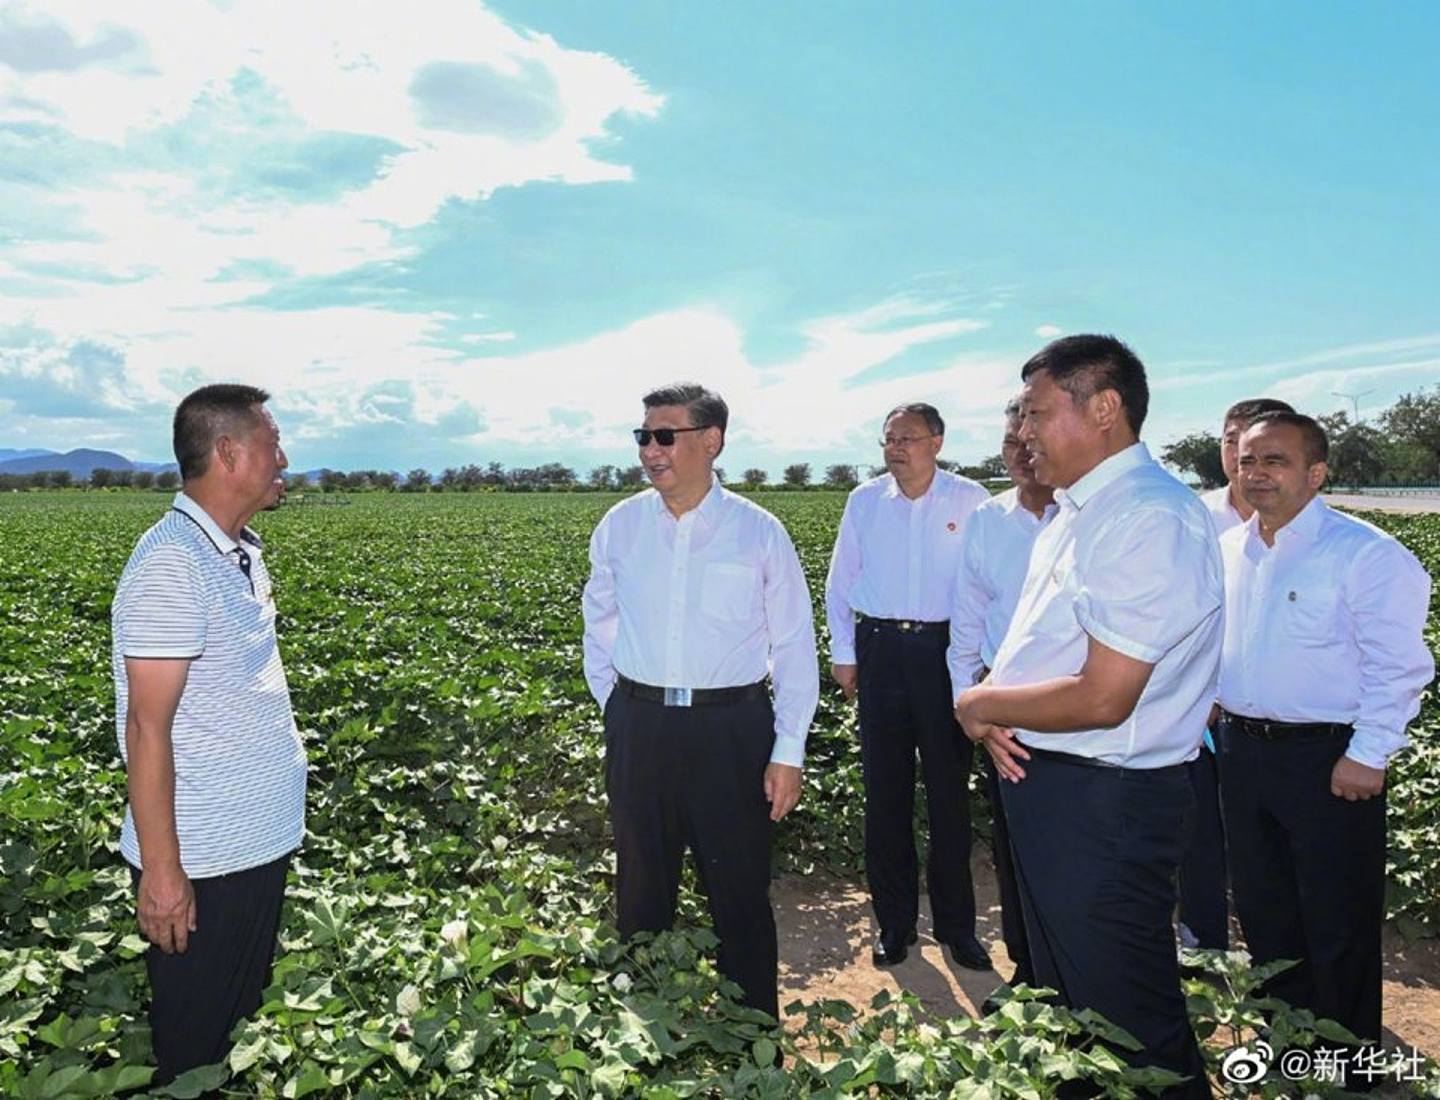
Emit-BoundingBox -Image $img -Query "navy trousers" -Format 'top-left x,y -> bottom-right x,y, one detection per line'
1216,715 -> 1384,1044
856,619 -> 977,943
604,688 -> 779,1018
131,854 -> 289,1086
1177,744 -> 1229,949
1002,751 -> 1209,1098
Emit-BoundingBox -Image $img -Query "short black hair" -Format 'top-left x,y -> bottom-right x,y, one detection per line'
1243,410 -> 1329,465
1020,334 -> 1149,436
642,382 -> 728,452
173,384 -> 271,481
885,402 -> 945,437
1223,397 -> 1294,430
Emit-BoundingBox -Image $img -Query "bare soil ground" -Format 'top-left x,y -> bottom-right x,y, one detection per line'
774,847 -> 1440,1060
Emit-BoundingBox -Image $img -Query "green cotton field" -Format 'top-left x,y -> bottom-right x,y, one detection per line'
2,491 -> 1438,1099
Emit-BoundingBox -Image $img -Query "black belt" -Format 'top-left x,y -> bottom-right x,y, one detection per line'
1219,709 -> 1352,741
857,613 -> 948,634
1026,745 -> 1187,777
616,674 -> 768,708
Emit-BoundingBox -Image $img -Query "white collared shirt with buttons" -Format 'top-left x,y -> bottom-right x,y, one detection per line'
946,486 -> 1057,701
1217,496 -> 1434,769
582,478 -> 820,767
987,443 -> 1225,768
1200,484 -> 1246,535
824,469 -> 990,665
112,492 -> 306,878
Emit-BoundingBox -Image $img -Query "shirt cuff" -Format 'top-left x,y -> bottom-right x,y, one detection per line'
1345,725 -> 1407,770
1074,605 -> 1166,664
769,733 -> 806,768
121,645 -> 203,659
830,644 -> 856,665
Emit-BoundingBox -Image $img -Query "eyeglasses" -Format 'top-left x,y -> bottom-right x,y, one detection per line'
633,426 -> 710,447
879,433 -> 936,448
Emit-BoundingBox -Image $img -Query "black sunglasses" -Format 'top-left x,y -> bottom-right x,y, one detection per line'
633,426 -> 711,447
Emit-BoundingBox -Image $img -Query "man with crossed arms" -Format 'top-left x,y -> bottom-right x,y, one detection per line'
956,335 -> 1219,1096
1216,410 -> 1432,1070
947,395 -> 1055,996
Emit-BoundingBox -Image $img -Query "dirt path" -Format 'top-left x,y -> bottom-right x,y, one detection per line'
774,847 -> 1440,1060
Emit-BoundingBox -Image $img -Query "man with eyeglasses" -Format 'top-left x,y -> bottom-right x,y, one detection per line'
825,403 -> 991,970
582,382 -> 819,1019
111,384 -> 303,1086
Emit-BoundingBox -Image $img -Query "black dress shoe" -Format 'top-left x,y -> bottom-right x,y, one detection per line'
871,928 -> 918,967
944,934 -> 993,971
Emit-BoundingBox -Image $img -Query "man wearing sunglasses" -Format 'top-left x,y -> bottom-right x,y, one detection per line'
825,403 -> 992,971
111,384 -> 303,1086
582,382 -> 819,1020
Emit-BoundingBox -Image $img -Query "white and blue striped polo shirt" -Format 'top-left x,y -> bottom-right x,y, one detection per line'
112,492 -> 306,877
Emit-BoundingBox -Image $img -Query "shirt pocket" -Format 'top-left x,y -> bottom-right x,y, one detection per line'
699,563 -> 759,622
1282,582 -> 1339,642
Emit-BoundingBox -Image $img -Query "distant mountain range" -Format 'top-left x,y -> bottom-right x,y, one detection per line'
0,448 -> 178,478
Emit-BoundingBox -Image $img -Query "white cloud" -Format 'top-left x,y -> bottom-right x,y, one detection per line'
1034,324 -> 1062,338
0,0 -> 662,283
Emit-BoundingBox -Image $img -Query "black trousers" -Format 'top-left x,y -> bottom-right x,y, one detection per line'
986,757 -> 1032,982
856,620 -> 976,942
130,854 -> 289,1086
1216,716 -> 1384,1043
604,688 -> 779,1018
1177,744 -> 1229,949
1002,752 -> 1208,1098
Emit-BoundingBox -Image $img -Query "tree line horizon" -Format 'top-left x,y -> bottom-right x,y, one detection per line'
6,384 -> 1437,494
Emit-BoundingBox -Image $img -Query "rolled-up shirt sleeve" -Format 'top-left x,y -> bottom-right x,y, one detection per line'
114,544 -> 207,659
581,516 -> 619,709
1344,539 -> 1434,769
824,492 -> 864,665
1074,507 -> 1221,665
947,522 -> 988,702
765,520 -> 820,767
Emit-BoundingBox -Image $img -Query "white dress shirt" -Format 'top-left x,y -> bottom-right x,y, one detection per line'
582,478 -> 820,767
946,487 -> 1057,701
824,469 -> 990,664
1217,497 -> 1434,769
1200,485 -> 1246,535
987,443 -> 1225,768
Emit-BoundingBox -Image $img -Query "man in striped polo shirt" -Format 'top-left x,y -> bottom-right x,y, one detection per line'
112,384 -> 305,1084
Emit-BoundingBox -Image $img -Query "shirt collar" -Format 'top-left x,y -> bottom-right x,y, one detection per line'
882,470 -> 940,502
1054,442 -> 1152,511
1241,494 -> 1326,545
1278,495 -> 1327,542
652,474 -> 725,524
1001,486 -> 1057,521
171,492 -> 262,554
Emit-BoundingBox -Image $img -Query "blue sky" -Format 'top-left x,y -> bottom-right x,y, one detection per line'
1,0 -> 1436,476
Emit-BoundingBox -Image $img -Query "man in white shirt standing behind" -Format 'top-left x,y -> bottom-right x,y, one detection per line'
946,395 -> 1056,993
956,335 -> 1221,1097
825,403 -> 991,969
582,383 -> 819,1019
113,384 -> 305,1085
1179,396 -> 1293,954
1217,411 -> 1433,1065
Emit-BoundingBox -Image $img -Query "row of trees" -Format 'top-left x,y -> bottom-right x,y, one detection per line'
1161,385 -> 1440,489
3,456 -> 1010,494
0,469 -> 181,491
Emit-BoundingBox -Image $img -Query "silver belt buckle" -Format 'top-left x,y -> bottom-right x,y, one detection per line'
664,687 -> 692,707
